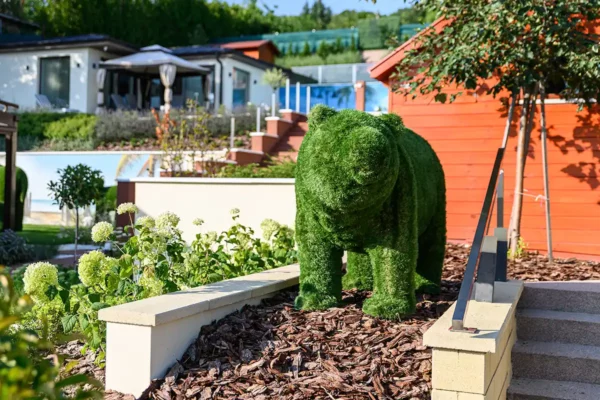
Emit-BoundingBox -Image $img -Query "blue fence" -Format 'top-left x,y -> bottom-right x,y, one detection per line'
278,82 -> 388,113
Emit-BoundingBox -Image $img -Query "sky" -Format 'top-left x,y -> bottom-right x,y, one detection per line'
224,0 -> 408,16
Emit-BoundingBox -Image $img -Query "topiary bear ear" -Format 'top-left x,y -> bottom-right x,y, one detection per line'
379,113 -> 404,130
308,105 -> 337,131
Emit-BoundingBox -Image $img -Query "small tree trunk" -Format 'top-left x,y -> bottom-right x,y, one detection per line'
74,207 -> 79,258
509,89 -> 532,256
538,82 -> 553,261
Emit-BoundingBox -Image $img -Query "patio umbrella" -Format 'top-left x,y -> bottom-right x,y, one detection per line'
98,45 -> 209,112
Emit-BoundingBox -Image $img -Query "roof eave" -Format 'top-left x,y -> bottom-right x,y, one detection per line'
370,17 -> 450,82
0,38 -> 138,55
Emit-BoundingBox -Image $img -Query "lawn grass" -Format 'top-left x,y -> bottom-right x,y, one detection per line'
18,224 -> 77,246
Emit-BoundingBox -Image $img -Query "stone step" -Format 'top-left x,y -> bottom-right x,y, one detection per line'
519,282 -> 600,314
512,340 -> 600,385
517,308 -> 600,347
508,378 -> 600,400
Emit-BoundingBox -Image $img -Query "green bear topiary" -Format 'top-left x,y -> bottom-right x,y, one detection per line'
0,166 -> 28,231
294,105 -> 446,319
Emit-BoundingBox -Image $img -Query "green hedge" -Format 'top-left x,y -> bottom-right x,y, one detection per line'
276,51 -> 363,68
45,114 -> 97,140
218,161 -> 296,178
17,112 -> 78,140
0,166 -> 28,231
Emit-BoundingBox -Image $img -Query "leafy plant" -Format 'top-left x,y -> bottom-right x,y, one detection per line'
263,68 -> 287,93
154,101 -> 226,177
21,206 -> 297,362
48,165 -> 105,256
0,268 -> 102,399
94,111 -> 156,145
276,50 -> 362,68
508,237 -> 528,260
218,160 -> 296,178
45,114 -> 97,141
0,230 -> 34,266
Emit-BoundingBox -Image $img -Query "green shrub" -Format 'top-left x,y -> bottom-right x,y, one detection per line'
0,268 -> 102,399
45,114 -> 97,140
276,50 -> 363,68
218,160 -> 296,178
0,166 -> 28,231
94,111 -> 156,144
0,230 -> 34,266
23,207 -> 297,362
17,111 -> 76,140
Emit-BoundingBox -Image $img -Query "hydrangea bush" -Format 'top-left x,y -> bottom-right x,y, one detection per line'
20,206 -> 297,363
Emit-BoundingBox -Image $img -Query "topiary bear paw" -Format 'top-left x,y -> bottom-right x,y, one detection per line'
415,274 -> 441,295
295,292 -> 339,311
362,294 -> 416,319
342,273 -> 373,291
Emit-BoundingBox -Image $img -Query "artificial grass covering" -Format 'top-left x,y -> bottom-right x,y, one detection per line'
294,105 -> 446,319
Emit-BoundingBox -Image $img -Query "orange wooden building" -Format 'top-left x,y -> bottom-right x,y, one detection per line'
371,20 -> 600,258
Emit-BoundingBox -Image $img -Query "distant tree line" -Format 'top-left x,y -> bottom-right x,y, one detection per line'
1,0 -> 434,47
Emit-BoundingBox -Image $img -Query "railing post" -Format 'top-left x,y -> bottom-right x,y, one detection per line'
296,82 -> 300,113
285,79 -> 290,110
474,236 -> 498,303
256,107 -> 261,133
495,227 -> 508,282
497,170 -> 504,228
229,117 -> 235,149
306,86 -> 311,114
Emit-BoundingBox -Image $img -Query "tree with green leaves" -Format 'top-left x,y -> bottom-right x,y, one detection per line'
392,0 -> 600,258
317,41 -> 331,62
48,164 -> 104,256
301,41 -> 312,56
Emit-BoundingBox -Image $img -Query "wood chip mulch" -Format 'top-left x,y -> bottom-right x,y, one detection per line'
61,243 -> 600,399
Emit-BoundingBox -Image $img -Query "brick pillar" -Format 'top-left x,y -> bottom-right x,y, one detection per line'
116,181 -> 135,228
355,81 -> 366,112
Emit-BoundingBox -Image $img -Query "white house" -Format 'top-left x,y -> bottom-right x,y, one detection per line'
0,31 -> 310,113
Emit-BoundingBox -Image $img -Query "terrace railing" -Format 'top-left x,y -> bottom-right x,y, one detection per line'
451,147 -> 508,331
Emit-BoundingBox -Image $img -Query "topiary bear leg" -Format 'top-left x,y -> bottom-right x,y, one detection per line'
295,237 -> 344,311
362,245 -> 417,319
343,250 -> 373,290
415,201 -> 446,295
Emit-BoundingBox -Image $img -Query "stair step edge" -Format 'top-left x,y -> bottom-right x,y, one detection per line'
509,378 -> 600,400
518,308 -> 600,324
513,340 -> 600,360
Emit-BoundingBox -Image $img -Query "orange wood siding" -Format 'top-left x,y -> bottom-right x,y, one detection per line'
390,90 -> 600,258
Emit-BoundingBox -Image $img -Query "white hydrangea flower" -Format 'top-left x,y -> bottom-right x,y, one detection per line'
136,216 -> 155,229
78,250 -> 108,288
91,221 -> 114,242
193,218 -> 204,226
261,219 -> 281,241
23,262 -> 59,303
156,212 -> 180,229
230,208 -> 240,215
117,202 -> 138,215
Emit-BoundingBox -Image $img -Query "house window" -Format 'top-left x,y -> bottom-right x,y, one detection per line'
232,68 -> 250,108
39,56 -> 70,107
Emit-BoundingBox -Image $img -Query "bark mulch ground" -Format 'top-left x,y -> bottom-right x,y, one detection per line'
61,243 -> 600,399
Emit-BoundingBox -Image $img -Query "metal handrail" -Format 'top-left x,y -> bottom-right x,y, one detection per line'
451,147 -> 505,331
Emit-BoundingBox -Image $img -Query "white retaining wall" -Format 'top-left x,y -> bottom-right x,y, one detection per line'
127,177 -> 296,242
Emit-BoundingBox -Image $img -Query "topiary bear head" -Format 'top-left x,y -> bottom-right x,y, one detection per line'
297,105 -> 402,212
